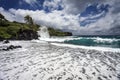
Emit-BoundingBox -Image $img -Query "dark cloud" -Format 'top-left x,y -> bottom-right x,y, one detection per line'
62,0 -> 108,15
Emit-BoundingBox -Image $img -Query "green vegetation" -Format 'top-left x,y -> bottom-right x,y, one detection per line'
0,13 -> 9,26
24,15 -> 33,25
0,13 -> 72,40
0,14 -> 39,40
48,27 -> 72,36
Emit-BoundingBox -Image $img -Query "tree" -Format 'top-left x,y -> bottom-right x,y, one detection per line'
0,13 -> 5,20
0,13 -> 8,26
24,15 -> 33,25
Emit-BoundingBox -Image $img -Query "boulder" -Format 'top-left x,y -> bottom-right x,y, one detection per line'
3,40 -> 9,44
17,29 -> 38,40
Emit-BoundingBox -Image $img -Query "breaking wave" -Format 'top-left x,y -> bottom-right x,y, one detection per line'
64,36 -> 120,48
38,36 -> 120,48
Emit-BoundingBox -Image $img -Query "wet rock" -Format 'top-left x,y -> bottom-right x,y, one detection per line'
2,48 -> 8,51
3,40 -> 9,44
17,29 -> 38,40
7,45 -> 22,50
0,45 -> 22,51
8,45 -> 15,50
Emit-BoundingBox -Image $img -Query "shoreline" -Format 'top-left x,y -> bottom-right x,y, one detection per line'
0,40 -> 120,52
31,39 -> 120,52
0,40 -> 120,80
50,42 -> 120,53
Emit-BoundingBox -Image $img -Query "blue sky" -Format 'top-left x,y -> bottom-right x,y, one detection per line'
0,0 -> 44,10
0,0 -> 120,35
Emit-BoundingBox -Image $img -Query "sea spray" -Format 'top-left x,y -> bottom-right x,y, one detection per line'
38,26 -> 50,38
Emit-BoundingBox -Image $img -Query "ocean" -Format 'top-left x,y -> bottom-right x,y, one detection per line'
64,36 -> 120,48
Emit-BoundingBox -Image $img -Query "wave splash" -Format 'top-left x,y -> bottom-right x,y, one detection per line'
38,26 -> 50,39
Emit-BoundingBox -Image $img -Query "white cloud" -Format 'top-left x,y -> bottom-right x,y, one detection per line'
7,8 -> 80,32
0,7 -> 16,21
62,0 -> 108,15
43,0 -> 63,11
23,0 -> 37,4
77,5 -> 120,35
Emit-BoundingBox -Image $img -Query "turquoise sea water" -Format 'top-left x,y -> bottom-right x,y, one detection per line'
64,36 -> 120,48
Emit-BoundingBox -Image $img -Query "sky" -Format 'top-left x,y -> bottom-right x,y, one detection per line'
0,0 -> 120,35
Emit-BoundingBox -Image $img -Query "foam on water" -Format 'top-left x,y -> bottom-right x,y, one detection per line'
93,37 -> 120,43
51,42 -> 120,52
38,36 -> 79,42
38,26 -> 50,38
64,36 -> 120,48
37,36 -> 120,43
0,40 -> 120,80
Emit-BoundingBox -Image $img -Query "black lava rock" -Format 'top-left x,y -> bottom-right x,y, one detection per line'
0,45 -> 22,51
3,40 -> 9,44
17,29 -> 38,40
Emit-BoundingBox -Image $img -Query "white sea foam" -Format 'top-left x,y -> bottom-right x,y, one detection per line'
74,37 -> 120,43
38,36 -> 81,42
38,36 -> 120,43
0,40 -> 119,80
31,39 -> 48,43
51,43 -> 120,52
93,37 -> 120,43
